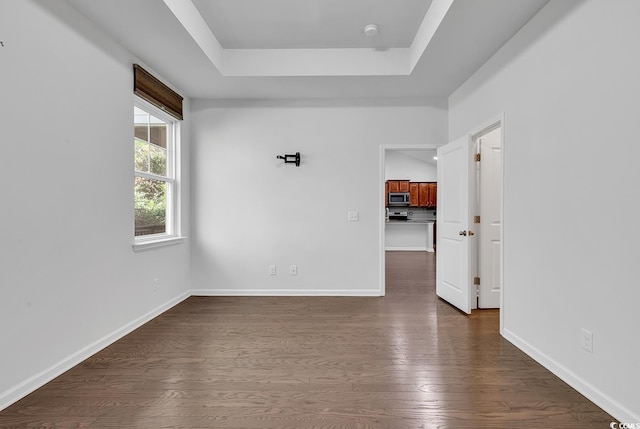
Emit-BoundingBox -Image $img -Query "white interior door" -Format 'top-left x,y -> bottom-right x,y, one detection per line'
478,128 -> 502,308
436,136 -> 473,314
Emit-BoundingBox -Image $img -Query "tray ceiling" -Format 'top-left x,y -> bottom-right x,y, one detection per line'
66,0 -> 550,98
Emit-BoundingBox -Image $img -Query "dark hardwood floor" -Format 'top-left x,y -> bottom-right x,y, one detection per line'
1,252 -> 614,428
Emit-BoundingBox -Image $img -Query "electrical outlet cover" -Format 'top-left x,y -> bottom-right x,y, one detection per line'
581,328 -> 593,353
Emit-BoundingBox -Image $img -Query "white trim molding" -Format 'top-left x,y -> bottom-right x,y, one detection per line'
385,247 -> 429,251
190,289 -> 382,297
0,292 -> 191,411
503,328 -> 640,424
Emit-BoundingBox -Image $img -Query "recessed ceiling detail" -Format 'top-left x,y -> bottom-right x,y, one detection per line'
65,0 -> 551,98
191,0 -> 433,49
162,0 -> 452,77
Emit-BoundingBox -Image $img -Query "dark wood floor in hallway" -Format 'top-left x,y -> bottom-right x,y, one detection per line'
1,251 -> 613,428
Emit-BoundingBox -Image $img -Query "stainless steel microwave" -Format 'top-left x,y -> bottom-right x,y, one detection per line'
388,192 -> 410,206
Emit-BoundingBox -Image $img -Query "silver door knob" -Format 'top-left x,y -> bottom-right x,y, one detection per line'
459,230 -> 467,236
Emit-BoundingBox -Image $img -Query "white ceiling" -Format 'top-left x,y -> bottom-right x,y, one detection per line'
66,0 -> 550,99
192,0 -> 433,49
400,150 -> 438,165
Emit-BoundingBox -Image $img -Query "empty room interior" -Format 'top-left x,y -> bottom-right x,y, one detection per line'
1,0 -> 639,427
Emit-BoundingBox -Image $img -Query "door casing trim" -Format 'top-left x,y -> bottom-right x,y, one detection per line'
467,114 -> 505,332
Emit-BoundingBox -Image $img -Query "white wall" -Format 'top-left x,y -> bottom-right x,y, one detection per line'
385,151 -> 437,182
449,0 -> 640,421
190,98 -> 447,295
0,0 -> 191,409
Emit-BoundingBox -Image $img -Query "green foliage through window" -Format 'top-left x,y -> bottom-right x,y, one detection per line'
134,106 -> 171,237
135,177 -> 166,235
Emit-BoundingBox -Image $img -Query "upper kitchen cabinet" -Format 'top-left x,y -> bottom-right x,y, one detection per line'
387,180 -> 410,193
418,183 -> 430,207
409,182 -> 420,206
387,180 -> 436,208
420,182 -> 437,208
418,182 -> 437,208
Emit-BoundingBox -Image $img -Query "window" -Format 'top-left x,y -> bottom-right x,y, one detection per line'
134,99 -> 179,242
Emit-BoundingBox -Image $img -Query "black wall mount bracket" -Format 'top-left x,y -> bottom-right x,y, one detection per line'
277,152 -> 300,167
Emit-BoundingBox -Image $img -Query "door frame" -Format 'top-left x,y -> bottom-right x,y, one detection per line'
468,115 -> 505,332
472,122 -> 502,310
378,116 -> 505,331
379,144 -> 440,297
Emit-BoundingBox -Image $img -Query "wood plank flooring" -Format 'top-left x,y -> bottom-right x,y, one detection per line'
1,252 -> 614,428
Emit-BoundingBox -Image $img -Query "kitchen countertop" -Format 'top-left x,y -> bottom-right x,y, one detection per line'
386,219 -> 435,224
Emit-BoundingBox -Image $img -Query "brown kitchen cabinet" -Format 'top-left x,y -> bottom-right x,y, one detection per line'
387,180 -> 410,193
386,180 -> 436,208
409,182 -> 420,206
418,183 -> 429,206
426,182 -> 437,207
418,182 -> 437,207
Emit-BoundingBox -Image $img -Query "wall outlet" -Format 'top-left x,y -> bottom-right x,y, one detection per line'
348,211 -> 359,222
269,265 -> 277,276
581,328 -> 593,353
153,278 -> 160,291
289,265 -> 297,276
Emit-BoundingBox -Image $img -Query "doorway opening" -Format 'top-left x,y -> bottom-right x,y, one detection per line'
379,145 -> 439,297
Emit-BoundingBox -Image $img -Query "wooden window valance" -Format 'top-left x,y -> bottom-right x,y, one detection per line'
133,64 -> 183,120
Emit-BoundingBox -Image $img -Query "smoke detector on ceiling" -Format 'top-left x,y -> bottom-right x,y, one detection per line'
363,24 -> 378,37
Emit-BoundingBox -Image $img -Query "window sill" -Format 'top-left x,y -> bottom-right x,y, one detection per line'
133,236 -> 186,252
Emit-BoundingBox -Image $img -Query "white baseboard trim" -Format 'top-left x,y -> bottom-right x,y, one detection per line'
191,288 -> 382,297
502,327 -> 639,423
0,291 -> 191,412
10,292 -> 634,424
385,247 -> 428,251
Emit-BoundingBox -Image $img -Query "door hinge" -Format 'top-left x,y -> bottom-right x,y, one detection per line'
474,215 -> 480,224
474,153 -> 481,162
474,277 -> 480,285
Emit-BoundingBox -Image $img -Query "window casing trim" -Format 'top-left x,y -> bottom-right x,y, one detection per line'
133,96 -> 183,248
133,235 -> 186,252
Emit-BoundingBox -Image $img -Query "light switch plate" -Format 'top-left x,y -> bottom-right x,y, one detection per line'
348,211 -> 359,222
